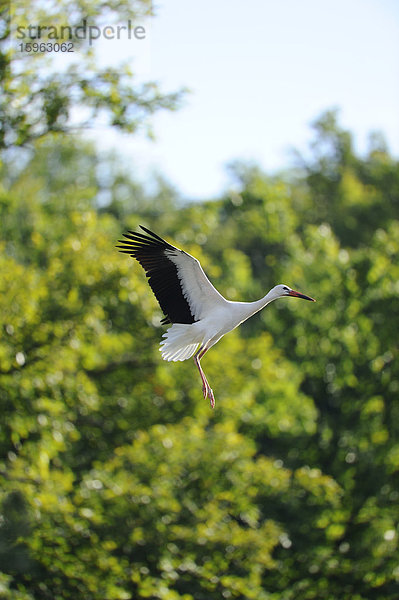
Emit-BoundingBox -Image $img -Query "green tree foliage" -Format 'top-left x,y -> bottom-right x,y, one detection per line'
1,3 -> 399,591
1,115 -> 399,599
291,110 -> 399,246
1,0 -> 182,148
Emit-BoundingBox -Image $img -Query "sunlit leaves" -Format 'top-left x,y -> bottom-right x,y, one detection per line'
1,1 -> 182,148
1,115 -> 399,598
74,420 -> 285,597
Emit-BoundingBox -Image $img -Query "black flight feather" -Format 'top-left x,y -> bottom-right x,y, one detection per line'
116,226 -> 196,325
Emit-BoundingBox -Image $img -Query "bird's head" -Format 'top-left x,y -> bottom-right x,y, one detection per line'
272,284 -> 315,302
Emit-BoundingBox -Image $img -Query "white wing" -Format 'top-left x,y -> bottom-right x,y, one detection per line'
117,226 -> 227,324
165,248 -> 227,321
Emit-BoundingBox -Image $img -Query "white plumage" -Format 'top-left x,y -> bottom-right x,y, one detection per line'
117,226 -> 315,408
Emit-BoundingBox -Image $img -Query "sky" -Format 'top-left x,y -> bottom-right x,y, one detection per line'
92,0 -> 399,199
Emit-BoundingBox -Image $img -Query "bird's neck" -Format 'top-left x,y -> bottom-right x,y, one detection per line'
249,290 -> 278,315
234,290 -> 278,322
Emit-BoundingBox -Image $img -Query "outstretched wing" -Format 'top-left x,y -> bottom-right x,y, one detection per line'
116,226 -> 226,324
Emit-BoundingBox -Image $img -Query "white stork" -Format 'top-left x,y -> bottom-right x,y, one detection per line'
117,226 -> 315,408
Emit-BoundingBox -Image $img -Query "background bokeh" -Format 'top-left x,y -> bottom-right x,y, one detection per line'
1,1 -> 398,599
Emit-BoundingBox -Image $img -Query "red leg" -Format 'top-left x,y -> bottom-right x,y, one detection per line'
194,349 -> 208,400
194,346 -> 215,408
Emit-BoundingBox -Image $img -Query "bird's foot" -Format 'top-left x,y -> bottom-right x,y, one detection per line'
208,387 -> 215,409
202,384 -> 208,400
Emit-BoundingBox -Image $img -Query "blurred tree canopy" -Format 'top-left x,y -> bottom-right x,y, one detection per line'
1,113 -> 398,599
1,0 -> 182,148
1,2 -> 399,597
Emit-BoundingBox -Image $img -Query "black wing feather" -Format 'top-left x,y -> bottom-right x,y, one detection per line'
116,226 -> 196,325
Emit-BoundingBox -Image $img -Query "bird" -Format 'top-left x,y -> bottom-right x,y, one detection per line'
117,226 -> 315,408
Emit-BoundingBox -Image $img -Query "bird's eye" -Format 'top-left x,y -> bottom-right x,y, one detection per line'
283,286 -> 289,291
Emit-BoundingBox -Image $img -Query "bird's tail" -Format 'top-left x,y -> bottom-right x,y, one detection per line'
160,323 -> 200,362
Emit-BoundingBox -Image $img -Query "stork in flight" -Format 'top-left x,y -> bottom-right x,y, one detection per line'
117,226 -> 315,408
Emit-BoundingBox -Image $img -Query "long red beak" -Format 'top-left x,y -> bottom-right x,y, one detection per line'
288,289 -> 316,302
